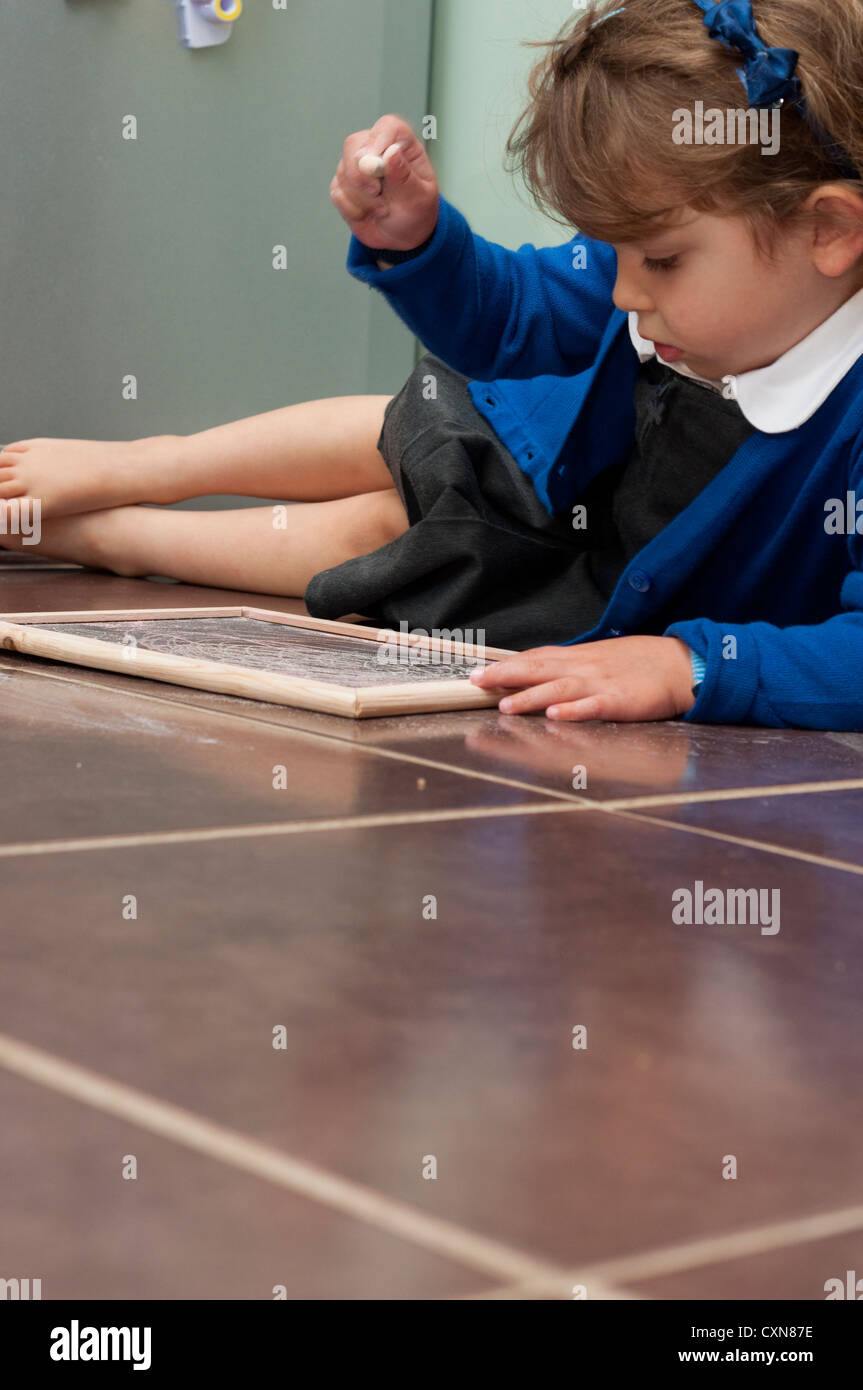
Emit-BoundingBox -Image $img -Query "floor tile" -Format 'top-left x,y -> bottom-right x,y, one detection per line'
4,570 -> 859,1300
0,568 -> 317,616
624,1230 -> 863,1301
4,613 -> 858,806
0,665 -> 549,845
0,1069 -> 489,1299
1,812 -> 860,1271
630,787 -> 863,868
7,645 -> 860,809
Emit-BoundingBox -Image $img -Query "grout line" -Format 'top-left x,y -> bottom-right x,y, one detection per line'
0,801 -> 584,859
0,1031 -> 566,1287
5,996 -> 860,1300
462,1201 -> 863,1300
4,658 -> 863,814
596,779 -> 863,810
0,784 -> 862,876
595,804 -> 863,877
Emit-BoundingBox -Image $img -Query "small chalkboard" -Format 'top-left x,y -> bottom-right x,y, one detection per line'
0,606 -> 517,718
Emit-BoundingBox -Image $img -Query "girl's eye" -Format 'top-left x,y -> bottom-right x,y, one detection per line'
643,255 -> 679,273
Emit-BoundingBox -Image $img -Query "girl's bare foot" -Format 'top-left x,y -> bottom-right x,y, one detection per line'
0,435 -> 183,518
0,395 -> 396,521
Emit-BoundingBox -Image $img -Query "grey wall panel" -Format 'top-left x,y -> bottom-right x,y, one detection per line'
0,0 -> 432,506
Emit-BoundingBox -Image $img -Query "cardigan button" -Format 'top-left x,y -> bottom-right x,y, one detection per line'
628,569 -> 651,593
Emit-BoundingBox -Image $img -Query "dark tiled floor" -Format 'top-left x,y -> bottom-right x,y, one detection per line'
0,1071 -> 489,1300
630,787 -> 863,869
0,564 -> 319,617
8,646 -> 863,808
2,819 -> 862,1264
625,1232 -> 863,1301
2,568 -> 862,1300
0,665 -> 549,845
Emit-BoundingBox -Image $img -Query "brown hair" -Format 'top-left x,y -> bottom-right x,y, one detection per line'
504,0 -> 863,264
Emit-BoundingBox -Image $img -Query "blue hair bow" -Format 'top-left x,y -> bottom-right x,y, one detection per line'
693,0 -> 799,107
691,0 -> 860,178
590,1 -> 859,179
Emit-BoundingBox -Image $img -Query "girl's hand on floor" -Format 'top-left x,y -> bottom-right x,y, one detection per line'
468,636 -> 698,723
330,114 -> 439,252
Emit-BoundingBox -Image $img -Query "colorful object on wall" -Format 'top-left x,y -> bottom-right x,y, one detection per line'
174,0 -> 243,51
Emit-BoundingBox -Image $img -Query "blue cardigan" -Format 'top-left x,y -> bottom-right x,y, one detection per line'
347,195 -> 863,730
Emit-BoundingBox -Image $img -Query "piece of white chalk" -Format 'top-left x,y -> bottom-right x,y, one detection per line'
358,154 -> 386,177
358,143 -> 403,179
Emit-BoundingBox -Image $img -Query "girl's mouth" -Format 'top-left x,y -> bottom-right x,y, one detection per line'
654,342 -> 685,363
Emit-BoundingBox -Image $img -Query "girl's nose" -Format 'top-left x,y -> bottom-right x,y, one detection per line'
612,271 -> 654,314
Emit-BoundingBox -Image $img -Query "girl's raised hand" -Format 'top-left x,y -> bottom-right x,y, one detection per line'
330,114 -> 439,253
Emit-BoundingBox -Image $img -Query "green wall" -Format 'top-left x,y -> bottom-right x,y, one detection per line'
0,0 -> 575,507
0,0 -> 431,485
430,0 -> 579,253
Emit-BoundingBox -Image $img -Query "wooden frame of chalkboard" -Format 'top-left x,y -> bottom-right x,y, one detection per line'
0,606 -> 518,718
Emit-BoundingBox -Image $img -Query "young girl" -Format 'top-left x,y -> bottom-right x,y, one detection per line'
2,0 -> 863,729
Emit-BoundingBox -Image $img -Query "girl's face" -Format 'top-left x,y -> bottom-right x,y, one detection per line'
611,206 -> 847,380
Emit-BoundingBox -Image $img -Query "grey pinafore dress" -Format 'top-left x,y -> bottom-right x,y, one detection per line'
303,352 -> 758,649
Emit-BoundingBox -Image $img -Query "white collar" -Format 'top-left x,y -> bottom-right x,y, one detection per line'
628,285 -> 863,434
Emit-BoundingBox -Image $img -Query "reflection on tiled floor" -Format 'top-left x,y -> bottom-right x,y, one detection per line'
1,570 -> 862,1300
0,665 -> 551,845
629,786 -> 863,867
624,1231 -> 863,1301
0,1071 -> 489,1300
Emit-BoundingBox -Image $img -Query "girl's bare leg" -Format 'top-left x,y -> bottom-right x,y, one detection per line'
0,489 -> 409,597
0,394 -> 396,518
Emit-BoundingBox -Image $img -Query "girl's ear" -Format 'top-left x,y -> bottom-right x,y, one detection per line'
807,187 -> 863,278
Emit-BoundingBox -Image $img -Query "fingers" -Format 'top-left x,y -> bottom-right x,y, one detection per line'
545,695 -> 606,722
338,115 -> 419,196
329,165 -> 381,228
331,129 -> 381,225
343,117 -> 410,177
496,677 -> 589,715
470,651 -> 585,689
358,144 -> 402,178
332,114 -> 439,249
355,114 -> 417,164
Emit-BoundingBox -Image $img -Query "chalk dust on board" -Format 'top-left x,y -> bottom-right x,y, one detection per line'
36,616 -> 492,686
